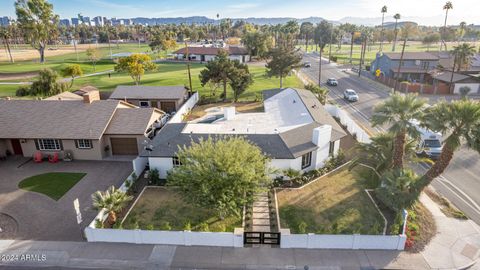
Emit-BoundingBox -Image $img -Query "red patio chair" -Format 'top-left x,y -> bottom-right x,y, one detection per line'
33,152 -> 43,163
48,152 -> 59,163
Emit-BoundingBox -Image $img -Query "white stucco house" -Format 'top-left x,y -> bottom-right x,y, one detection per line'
141,88 -> 347,178
173,46 -> 250,63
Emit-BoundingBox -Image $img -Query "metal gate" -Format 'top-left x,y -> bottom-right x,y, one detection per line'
244,232 -> 281,245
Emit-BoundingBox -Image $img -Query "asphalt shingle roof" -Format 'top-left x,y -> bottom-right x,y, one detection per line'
432,72 -> 472,83
383,52 -> 439,61
105,108 -> 162,135
109,86 -> 187,100
0,100 -> 120,140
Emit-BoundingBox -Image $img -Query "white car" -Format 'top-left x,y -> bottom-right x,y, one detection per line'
343,89 -> 359,102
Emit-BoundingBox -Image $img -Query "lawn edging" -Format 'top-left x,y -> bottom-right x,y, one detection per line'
273,162 -> 409,250
364,189 -> 388,235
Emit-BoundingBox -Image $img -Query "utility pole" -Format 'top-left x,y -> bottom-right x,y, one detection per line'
328,23 -> 333,64
359,37 -> 367,77
184,40 -> 193,96
318,37 -> 322,86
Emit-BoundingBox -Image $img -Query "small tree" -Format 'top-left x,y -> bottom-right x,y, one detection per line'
114,54 -> 157,85
265,46 -> 302,89
61,64 -> 83,88
199,49 -> 234,101
228,61 -> 253,102
91,186 -> 133,226
167,136 -> 272,219
304,83 -> 329,105
29,68 -> 67,96
459,86 -> 471,98
86,47 -> 100,72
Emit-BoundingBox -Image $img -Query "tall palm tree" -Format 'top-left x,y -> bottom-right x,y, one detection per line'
392,13 -> 401,52
380,5 -> 388,52
393,23 -> 418,92
0,28 -> 14,63
342,23 -> 357,64
416,100 -> 480,192
451,43 -> 476,71
458,21 -> 467,42
92,186 -> 133,226
441,1 -> 453,51
371,93 -> 427,169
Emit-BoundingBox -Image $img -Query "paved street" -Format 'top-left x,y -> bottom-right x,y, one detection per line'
301,52 -> 480,225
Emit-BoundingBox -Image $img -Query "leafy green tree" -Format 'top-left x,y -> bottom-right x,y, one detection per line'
304,83 -> 329,105
15,0 -> 59,63
451,43 -> 476,71
265,46 -> 302,89
228,61 -> 253,102
61,64 -> 83,88
314,21 -> 336,52
167,136 -> 272,219
371,93 -> 426,169
114,54 -> 157,85
242,31 -> 274,59
416,100 -> 480,192
29,68 -> 67,96
91,186 -> 133,226
86,47 -> 100,72
300,22 -> 314,52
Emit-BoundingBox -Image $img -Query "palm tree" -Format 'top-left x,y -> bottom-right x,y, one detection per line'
441,1 -> 453,51
0,28 -> 14,63
416,100 -> 480,192
458,21 -> 467,42
392,13 -> 401,52
393,23 -> 418,92
380,5 -> 388,52
451,43 -> 476,71
371,93 -> 427,169
91,186 -> 133,226
304,83 -> 329,105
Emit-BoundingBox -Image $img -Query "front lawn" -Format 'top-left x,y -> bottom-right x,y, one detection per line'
276,167 -> 384,234
122,187 -> 242,232
18,172 -> 86,200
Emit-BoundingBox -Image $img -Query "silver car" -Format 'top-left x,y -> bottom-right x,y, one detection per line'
343,89 -> 359,102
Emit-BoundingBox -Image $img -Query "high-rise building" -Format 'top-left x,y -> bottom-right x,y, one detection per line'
0,16 -> 12,26
82,16 -> 91,26
59,19 -> 71,27
93,16 -> 104,27
71,17 -> 80,26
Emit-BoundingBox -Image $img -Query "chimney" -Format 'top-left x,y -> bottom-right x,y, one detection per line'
83,90 -> 100,104
224,107 -> 236,120
312,125 -> 332,146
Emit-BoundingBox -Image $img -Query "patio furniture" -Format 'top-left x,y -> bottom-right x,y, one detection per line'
48,153 -> 59,163
33,152 -> 43,163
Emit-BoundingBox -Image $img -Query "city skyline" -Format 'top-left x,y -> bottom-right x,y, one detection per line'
0,0 -> 479,26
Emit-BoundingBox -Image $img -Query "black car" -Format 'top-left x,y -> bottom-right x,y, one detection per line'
304,62 -> 311,68
326,78 -> 338,86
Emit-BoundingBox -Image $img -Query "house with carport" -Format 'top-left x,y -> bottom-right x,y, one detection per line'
141,88 -> 347,178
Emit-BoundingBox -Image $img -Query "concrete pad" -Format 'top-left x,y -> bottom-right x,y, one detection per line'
421,241 -> 455,269
253,219 -> 270,226
70,242 -> 154,261
252,225 -> 271,232
170,246 -> 222,267
382,252 -> 430,270
254,247 -> 295,266
253,201 -> 269,207
252,212 -> 269,219
148,245 -> 176,266
363,250 -> 403,268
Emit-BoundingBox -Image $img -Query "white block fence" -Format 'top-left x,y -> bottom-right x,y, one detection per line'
325,104 -> 372,144
168,92 -> 199,123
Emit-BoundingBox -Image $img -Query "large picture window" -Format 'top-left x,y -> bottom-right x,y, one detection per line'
301,152 -> 312,169
36,139 -> 61,151
76,139 -> 92,149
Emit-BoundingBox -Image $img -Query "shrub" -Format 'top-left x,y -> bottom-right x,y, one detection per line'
159,222 -> 172,231
112,222 -> 123,229
149,168 -> 160,185
94,218 -> 104,229
198,222 -> 209,232
146,224 -> 154,230
183,221 -> 192,231
298,221 -> 307,234
16,86 -> 30,96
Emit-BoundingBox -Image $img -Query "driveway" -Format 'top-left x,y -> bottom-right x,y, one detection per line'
0,157 -> 132,241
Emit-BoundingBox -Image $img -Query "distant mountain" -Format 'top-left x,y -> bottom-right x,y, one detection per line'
128,16 -> 330,26
339,15 -> 446,26
383,21 -> 419,29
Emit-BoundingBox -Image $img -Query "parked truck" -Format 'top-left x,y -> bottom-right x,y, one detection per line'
410,119 -> 443,159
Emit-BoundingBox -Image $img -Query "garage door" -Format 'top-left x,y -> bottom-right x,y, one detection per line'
110,138 -> 138,155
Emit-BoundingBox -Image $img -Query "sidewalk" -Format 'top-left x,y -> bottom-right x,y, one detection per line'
419,193 -> 480,269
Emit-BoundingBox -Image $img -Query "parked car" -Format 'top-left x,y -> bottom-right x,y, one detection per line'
343,89 -> 359,102
326,78 -> 338,86
304,62 -> 311,68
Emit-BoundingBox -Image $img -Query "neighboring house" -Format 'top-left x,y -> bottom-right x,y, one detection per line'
371,52 -> 439,83
430,71 -> 480,95
141,88 -> 347,178
109,85 -> 188,113
173,46 -> 250,63
0,91 -> 164,160
44,91 -> 84,101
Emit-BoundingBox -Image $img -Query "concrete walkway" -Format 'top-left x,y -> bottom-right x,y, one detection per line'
251,192 -> 270,232
419,192 -> 480,269
0,240 -> 430,269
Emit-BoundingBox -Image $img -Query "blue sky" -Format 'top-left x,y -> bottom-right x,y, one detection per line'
1,0 -> 479,25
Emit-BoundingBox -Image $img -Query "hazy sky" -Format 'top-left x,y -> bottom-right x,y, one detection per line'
1,0 -> 479,25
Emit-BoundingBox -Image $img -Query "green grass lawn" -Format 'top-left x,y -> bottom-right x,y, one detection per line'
123,187 -> 242,232
18,172 -> 86,201
276,167 -> 384,234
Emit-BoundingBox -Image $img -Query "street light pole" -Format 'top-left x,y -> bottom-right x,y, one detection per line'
184,40 -> 193,96
318,37 -> 322,86
328,24 -> 333,64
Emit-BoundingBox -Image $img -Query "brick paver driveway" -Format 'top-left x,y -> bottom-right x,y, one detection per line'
0,157 -> 132,241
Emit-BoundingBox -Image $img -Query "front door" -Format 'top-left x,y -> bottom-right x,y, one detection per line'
11,139 -> 23,155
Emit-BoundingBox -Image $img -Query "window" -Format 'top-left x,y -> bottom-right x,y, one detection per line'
76,139 -> 92,149
301,152 -> 312,169
139,100 -> 150,107
329,141 -> 335,157
421,61 -> 430,70
36,139 -> 61,151
172,156 -> 182,167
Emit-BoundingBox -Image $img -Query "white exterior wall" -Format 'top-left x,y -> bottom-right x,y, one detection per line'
175,54 -> 249,63
169,92 -> 199,123
149,157 -> 173,179
453,83 -> 480,95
